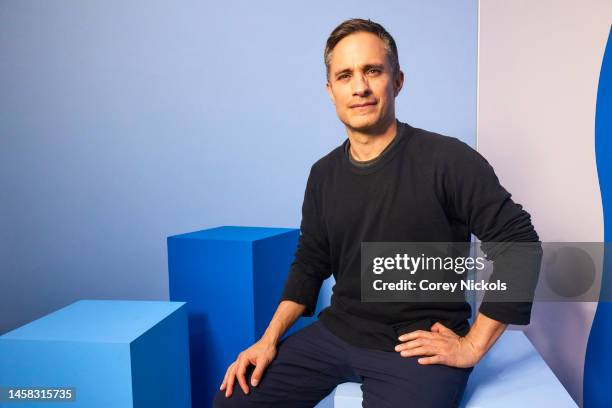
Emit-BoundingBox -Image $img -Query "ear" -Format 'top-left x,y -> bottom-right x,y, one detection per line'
326,81 -> 336,105
393,69 -> 404,97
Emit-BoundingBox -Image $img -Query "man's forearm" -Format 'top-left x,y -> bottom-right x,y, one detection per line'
260,300 -> 306,346
464,312 -> 507,358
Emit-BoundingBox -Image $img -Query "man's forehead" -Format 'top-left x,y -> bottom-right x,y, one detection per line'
329,32 -> 390,69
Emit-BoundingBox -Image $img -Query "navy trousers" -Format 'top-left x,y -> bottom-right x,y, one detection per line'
213,321 -> 472,408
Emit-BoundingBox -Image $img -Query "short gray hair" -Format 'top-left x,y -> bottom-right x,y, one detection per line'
324,18 -> 400,80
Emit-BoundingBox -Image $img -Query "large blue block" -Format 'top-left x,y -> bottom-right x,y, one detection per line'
167,225 -> 303,408
0,300 -> 191,408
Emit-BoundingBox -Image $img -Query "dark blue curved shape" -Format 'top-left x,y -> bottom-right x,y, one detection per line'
585,25 -> 612,408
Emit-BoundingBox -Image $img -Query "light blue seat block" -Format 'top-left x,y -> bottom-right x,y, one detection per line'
315,382 -> 362,408
460,330 -> 576,407
0,300 -> 191,408
314,330 -> 576,407
167,226 -> 304,407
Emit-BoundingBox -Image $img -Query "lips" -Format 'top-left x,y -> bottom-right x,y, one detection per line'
350,101 -> 377,108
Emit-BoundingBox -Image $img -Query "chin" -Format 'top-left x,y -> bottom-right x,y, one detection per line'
346,114 -> 381,132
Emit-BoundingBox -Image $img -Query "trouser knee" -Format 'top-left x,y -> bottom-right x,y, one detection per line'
212,390 -> 251,408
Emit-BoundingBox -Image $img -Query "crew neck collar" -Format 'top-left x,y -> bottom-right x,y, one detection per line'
341,120 -> 412,175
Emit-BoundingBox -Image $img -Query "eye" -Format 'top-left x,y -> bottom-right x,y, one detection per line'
367,68 -> 381,75
337,73 -> 350,80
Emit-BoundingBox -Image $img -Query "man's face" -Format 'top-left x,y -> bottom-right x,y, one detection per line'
326,31 -> 403,133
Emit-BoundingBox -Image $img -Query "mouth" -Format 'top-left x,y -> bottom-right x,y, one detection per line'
350,101 -> 377,109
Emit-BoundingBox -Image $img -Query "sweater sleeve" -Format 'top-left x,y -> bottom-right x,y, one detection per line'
439,139 -> 542,325
279,165 -> 332,317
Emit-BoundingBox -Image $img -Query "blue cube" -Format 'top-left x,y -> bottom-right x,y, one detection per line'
167,225 -> 304,407
0,300 -> 191,408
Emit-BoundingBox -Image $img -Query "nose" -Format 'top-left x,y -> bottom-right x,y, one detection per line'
351,73 -> 371,97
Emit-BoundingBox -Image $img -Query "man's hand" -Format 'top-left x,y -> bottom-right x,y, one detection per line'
220,339 -> 277,398
219,300 -> 306,398
395,322 -> 483,368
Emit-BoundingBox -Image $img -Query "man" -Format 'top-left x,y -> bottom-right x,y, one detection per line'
214,18 -> 539,407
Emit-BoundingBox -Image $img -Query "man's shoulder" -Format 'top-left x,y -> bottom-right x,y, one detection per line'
404,124 -> 483,169
408,124 -> 474,156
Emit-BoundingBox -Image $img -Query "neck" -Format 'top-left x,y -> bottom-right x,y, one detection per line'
347,118 -> 398,162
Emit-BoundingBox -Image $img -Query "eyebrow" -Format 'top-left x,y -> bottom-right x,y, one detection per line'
333,63 -> 386,78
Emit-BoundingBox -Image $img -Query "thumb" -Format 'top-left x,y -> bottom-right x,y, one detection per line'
250,357 -> 269,387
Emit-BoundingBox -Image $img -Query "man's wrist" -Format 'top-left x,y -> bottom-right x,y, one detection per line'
261,319 -> 289,346
259,300 -> 306,347
461,333 -> 487,360
260,327 -> 281,346
464,312 -> 508,358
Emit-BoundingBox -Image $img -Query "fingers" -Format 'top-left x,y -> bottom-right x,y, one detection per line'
395,338 -> 444,352
395,338 -> 424,352
396,329 -> 441,352
220,362 -> 234,391
395,330 -> 447,358
397,330 -> 436,342
251,357 -> 270,387
225,363 -> 238,397
398,345 -> 437,358
223,357 -> 253,397
418,355 -> 444,365
395,324 -> 473,368
236,357 -> 250,395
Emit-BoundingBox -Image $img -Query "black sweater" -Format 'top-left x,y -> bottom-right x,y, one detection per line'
280,120 -> 539,351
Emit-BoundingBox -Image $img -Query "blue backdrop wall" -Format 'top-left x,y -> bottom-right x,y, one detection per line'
0,0 -> 477,334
